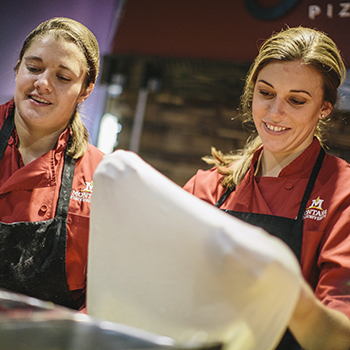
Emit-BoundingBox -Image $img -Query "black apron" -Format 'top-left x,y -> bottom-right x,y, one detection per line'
0,110 -> 79,309
215,148 -> 325,350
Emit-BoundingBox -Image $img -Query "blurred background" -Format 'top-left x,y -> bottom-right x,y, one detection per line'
1,0 -> 350,186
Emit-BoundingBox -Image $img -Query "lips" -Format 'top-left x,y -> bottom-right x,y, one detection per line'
29,95 -> 52,105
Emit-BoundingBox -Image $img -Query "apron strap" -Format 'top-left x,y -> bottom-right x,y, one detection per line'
296,147 -> 325,220
55,151 -> 76,220
0,109 -> 14,161
214,185 -> 235,208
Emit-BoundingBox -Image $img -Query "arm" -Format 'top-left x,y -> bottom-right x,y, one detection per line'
291,163 -> 350,349
289,278 -> 350,350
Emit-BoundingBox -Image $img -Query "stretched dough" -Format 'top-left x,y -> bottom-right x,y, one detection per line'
87,150 -> 301,350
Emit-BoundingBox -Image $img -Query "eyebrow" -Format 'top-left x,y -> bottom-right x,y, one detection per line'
24,56 -> 73,72
257,79 -> 312,97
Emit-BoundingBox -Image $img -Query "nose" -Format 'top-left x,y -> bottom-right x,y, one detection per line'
34,71 -> 53,93
268,97 -> 286,121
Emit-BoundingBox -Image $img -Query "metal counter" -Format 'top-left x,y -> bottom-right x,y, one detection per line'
0,289 -> 222,350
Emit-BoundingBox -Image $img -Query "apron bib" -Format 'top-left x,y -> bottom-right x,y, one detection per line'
215,148 -> 325,350
0,110 -> 78,309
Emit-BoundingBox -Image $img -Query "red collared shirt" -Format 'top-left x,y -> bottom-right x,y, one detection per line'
0,100 -> 104,309
184,138 -> 350,319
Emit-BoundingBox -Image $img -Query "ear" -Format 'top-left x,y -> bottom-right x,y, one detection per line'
77,82 -> 94,103
319,101 -> 333,120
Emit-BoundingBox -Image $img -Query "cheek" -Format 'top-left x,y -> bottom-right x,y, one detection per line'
14,70 -> 30,92
298,111 -> 319,127
57,85 -> 79,100
14,78 -> 24,101
252,98 -> 264,120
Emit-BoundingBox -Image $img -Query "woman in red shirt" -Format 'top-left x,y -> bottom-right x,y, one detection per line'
0,17 -> 104,310
184,27 -> 350,349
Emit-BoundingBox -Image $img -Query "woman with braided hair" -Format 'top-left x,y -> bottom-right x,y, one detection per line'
0,17 -> 104,311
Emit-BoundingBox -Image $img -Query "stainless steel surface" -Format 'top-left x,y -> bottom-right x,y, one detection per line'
0,289 -> 221,350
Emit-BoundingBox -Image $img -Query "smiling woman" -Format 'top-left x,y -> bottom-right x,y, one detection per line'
0,17 -> 104,311
252,61 -> 332,176
184,27 -> 350,349
14,35 -> 92,165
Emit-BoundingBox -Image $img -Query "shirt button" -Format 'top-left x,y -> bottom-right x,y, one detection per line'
39,204 -> 48,214
285,182 -> 293,190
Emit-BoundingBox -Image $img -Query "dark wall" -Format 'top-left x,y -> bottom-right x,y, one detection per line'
112,0 -> 350,65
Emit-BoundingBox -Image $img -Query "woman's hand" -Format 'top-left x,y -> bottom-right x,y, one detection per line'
289,279 -> 350,350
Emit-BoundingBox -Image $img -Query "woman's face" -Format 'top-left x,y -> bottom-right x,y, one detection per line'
14,34 -> 92,134
252,60 -> 332,158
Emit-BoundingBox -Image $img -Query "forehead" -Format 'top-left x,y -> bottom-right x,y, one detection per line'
257,61 -> 323,87
23,34 -> 87,72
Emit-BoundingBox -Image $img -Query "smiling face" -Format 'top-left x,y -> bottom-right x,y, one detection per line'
14,34 -> 92,135
252,60 -> 332,159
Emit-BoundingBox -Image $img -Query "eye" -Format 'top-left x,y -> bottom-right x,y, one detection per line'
290,98 -> 305,105
26,65 -> 41,73
57,75 -> 71,82
259,89 -> 273,98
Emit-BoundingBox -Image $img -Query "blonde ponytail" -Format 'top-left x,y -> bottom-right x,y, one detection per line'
67,112 -> 89,159
203,134 -> 262,188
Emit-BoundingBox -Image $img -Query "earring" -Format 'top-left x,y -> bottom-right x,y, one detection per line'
321,114 -> 325,118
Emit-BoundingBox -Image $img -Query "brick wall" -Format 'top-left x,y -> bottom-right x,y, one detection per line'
102,56 -> 350,186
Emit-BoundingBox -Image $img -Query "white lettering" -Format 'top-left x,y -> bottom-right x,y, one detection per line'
70,190 -> 92,203
327,3 -> 334,17
309,5 -> 321,19
339,2 -> 350,17
303,209 -> 327,221
309,3 -> 350,19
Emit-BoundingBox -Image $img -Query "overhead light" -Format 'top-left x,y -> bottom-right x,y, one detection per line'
97,113 -> 123,154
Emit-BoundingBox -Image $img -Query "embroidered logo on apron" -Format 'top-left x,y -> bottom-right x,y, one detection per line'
303,197 -> 327,221
70,181 -> 94,203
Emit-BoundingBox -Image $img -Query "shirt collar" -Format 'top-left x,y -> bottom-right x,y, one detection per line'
251,138 -> 321,177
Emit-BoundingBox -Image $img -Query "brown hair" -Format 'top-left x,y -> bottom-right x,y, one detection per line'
15,17 -> 100,158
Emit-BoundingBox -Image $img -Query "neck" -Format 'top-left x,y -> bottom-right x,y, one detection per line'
258,148 -> 305,177
14,116 -> 66,166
